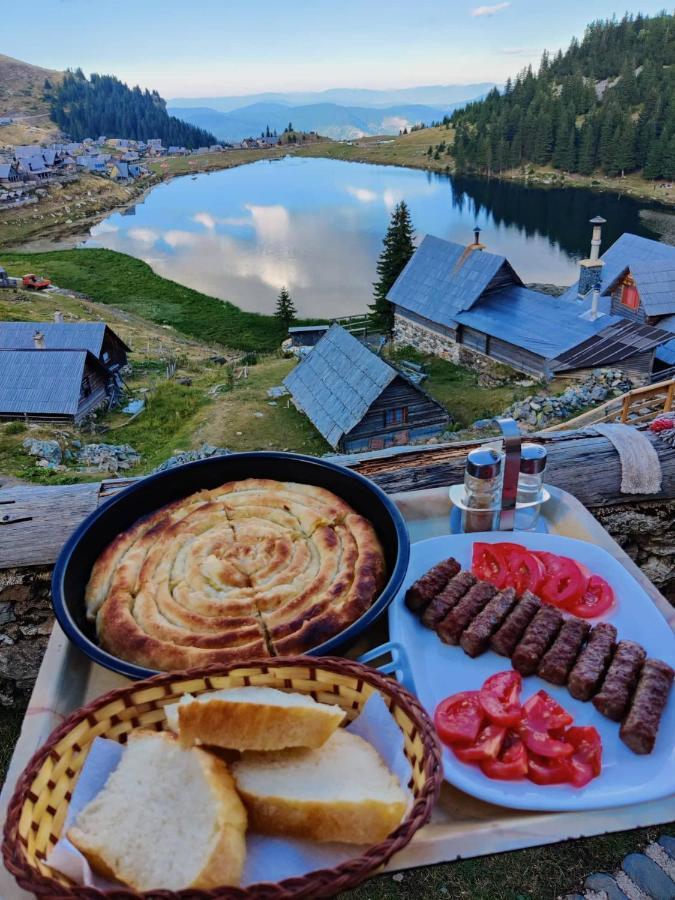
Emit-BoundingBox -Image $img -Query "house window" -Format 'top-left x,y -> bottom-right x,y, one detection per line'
385,407 -> 408,426
620,279 -> 640,311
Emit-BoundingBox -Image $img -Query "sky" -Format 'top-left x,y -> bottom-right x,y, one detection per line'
5,1 -> 668,98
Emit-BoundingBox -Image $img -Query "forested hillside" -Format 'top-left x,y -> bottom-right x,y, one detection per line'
450,13 -> 674,180
50,70 -> 216,147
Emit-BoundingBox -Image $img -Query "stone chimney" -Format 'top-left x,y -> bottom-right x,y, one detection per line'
33,330 -> 45,349
577,216 -> 606,299
54,310 -> 63,323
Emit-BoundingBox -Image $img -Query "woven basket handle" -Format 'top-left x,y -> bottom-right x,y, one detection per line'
356,641 -> 416,693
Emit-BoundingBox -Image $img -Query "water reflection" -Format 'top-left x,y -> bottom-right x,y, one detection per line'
86,157 -> 661,317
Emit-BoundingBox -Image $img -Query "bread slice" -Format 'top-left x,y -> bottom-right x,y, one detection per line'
165,686 -> 346,751
231,728 -> 407,844
68,731 -> 247,891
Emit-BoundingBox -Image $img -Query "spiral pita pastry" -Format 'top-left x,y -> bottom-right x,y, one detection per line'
86,479 -> 387,671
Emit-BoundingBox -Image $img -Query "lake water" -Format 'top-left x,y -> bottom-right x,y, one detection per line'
86,156 -> 662,317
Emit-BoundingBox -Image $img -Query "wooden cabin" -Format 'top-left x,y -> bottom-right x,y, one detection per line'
287,325 -> 330,348
283,324 -> 450,452
0,349 -> 109,423
0,320 -> 129,372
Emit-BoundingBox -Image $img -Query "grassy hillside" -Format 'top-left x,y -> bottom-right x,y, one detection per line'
2,249 -> 288,351
296,125 -> 455,171
0,53 -> 62,117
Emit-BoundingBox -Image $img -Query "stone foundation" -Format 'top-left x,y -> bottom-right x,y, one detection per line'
393,313 -> 519,387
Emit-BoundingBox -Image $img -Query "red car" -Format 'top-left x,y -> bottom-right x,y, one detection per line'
22,273 -> 51,290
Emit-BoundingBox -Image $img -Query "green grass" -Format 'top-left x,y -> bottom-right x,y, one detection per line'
340,823 -> 674,899
387,346 -> 535,428
2,249 -> 289,352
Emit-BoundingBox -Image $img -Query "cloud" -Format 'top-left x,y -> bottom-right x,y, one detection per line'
471,2 -> 510,17
346,186 -> 378,203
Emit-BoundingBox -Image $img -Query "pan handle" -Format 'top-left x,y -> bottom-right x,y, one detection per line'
356,641 -> 416,694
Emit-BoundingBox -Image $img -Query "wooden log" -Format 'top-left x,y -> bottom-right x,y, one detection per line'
1,430 -> 674,570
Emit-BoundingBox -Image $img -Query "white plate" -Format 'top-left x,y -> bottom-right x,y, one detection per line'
388,532 -> 675,812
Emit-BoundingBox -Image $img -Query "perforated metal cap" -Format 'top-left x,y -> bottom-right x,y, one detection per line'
466,447 -> 503,479
520,443 -> 547,474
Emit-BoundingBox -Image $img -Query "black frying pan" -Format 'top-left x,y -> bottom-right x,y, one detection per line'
52,452 -> 410,679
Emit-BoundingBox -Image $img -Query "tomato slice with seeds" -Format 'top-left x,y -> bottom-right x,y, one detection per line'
479,671 -> 523,728
564,726 -> 602,787
503,547 -> 546,595
522,690 -> 574,732
568,574 -> 614,619
535,551 -> 586,609
472,542 -> 511,589
453,724 -> 506,763
481,733 -> 528,780
527,752 -> 571,785
434,691 -> 485,746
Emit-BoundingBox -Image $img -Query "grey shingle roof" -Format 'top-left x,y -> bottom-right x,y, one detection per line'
601,260 -> 675,317
387,234 -> 521,327
0,321 -> 129,355
560,233 -> 675,306
551,320 -> 673,372
0,350 -> 98,416
283,324 -> 397,448
455,285 -> 620,359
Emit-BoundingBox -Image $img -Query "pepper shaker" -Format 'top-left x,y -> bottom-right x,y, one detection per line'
515,443 -> 547,531
461,447 -> 503,533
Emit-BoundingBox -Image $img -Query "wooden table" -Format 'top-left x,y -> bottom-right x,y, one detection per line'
1,485 -> 673,899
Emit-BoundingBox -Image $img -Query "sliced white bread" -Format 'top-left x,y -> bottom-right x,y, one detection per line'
231,728 -> 407,844
165,686 -> 346,751
67,730 -> 247,891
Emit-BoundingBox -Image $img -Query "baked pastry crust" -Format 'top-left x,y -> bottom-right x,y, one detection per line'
87,479 -> 386,670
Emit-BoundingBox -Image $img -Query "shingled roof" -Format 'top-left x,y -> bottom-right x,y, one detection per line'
601,259 -> 675,317
0,321 -> 130,356
387,234 -> 522,327
283,324 -> 397,448
551,319 -> 674,373
0,350 -> 105,417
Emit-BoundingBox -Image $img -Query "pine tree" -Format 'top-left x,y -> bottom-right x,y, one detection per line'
274,287 -> 297,329
370,201 -> 415,334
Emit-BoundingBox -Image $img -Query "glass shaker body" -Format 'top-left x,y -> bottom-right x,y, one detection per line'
461,447 -> 503,533
515,444 -> 547,531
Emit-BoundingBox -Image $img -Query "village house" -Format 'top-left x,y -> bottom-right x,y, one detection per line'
76,155 -> 108,173
167,146 -> 188,156
0,349 -> 110,424
284,324 -> 450,452
0,318 -> 130,372
388,221 -> 675,382
287,325 -> 330,348
0,163 -> 20,185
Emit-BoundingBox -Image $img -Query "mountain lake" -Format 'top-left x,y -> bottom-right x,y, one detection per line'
86,156 -> 665,317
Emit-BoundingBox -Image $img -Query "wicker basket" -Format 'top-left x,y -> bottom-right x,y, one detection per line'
3,656 -> 442,899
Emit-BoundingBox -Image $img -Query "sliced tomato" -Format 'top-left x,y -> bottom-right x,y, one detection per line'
435,691 -> 484,746
454,724 -> 506,763
479,671 -> 523,727
527,752 -> 571,785
472,542 -> 510,590
568,574 -> 615,619
503,547 -> 546,595
522,690 -> 574,731
564,726 -> 602,787
480,733 -> 528,780
535,552 -> 586,609
521,726 -> 574,758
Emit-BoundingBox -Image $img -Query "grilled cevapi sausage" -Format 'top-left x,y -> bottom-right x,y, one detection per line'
460,588 -> 517,658
537,618 -> 590,686
593,640 -> 646,721
405,557 -> 461,613
568,622 -> 617,701
422,571 -> 477,629
437,581 -> 496,645
511,605 -> 563,676
620,659 -> 674,755
489,591 -> 541,657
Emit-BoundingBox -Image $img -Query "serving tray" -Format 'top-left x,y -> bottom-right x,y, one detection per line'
389,532 -> 675,812
1,486 -> 674,897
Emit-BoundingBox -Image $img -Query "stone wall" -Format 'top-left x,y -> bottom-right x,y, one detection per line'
1,500 -> 673,711
393,313 -> 519,387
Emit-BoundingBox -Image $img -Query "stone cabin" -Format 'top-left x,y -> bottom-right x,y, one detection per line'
388,220 -> 675,382
284,324 -> 450,452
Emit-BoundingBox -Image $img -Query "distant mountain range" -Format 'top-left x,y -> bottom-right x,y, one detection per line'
168,84 -> 495,112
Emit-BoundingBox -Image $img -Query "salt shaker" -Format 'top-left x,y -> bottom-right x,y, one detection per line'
515,443 -> 547,531
461,447 -> 503,533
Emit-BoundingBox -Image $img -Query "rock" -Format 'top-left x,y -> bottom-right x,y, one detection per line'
208,355 -> 227,365
176,377 -> 192,386
152,443 -> 230,473
253,412 -> 264,418
22,438 -> 62,466
584,872 -> 629,899
71,439 -> 81,449
472,418 -> 493,430
76,443 -> 141,473
621,853 -> 675,898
